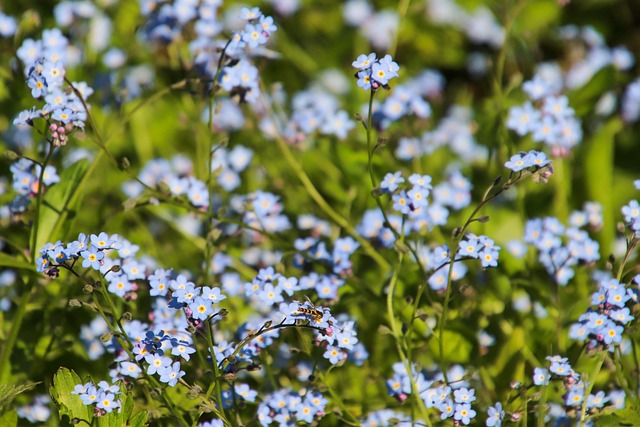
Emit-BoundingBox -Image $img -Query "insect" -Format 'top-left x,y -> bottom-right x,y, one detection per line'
296,296 -> 325,324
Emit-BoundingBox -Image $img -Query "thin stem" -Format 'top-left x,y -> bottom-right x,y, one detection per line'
386,222 -> 431,425
204,319 -> 231,427
363,90 -> 427,275
579,352 -> 606,426
203,39 -> 232,280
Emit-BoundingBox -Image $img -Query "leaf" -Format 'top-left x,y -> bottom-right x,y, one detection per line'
597,408 -> 640,427
31,160 -> 89,253
582,118 -> 623,255
0,383 -> 39,413
427,327 -> 473,363
49,367 -> 92,424
0,409 -> 17,427
128,410 -> 149,427
0,253 -> 35,272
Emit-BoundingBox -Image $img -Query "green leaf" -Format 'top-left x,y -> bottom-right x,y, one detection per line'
128,410 -> 149,427
31,159 -> 89,254
0,383 -> 39,413
49,367 -> 92,424
582,118 -> 623,255
0,253 -> 35,272
0,409 -> 17,427
428,327 -> 473,363
597,408 -> 640,427
96,395 -> 148,427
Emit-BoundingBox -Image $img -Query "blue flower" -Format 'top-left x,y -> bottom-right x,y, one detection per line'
80,246 -> 104,270
234,383 -> 258,402
380,171 -> 404,193
454,403 -> 476,425
158,361 -> 185,387
453,388 -> 476,404
486,402 -> 504,427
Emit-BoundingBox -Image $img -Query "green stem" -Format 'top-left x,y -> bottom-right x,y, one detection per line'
386,225 -> 431,425
363,90 -> 427,275
204,319 -> 231,427
579,352 -> 605,426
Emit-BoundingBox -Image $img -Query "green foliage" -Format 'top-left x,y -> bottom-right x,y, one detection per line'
0,383 -> 38,414
49,368 -> 148,426
49,368 -> 92,423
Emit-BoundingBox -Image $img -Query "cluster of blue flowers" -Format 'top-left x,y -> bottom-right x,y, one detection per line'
386,362 -> 484,426
352,52 -> 400,91
532,356 -> 625,414
504,150 -> 552,173
523,210 -> 602,285
396,105 -> 488,163
72,381 -> 122,415
256,388 -> 328,425
231,190 -> 291,235
569,274 -> 635,350
14,28 -> 92,135
358,170 -> 472,250
123,147 -> 254,209
622,198 -> 640,236
236,266 -> 362,366
426,0 -> 505,48
371,70 -> 435,129
123,155 -> 209,209
36,232 -> 121,276
16,395 -> 50,423
343,1 -> 399,50
285,87 -> 356,141
8,158 -> 60,213
293,235 -> 359,284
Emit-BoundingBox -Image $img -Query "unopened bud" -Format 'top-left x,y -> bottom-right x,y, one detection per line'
120,157 -> 130,171
4,150 -> 19,161
478,215 -> 490,223
123,198 -> 138,211
157,181 -> 171,194
376,137 -> 388,148
186,385 -> 202,399
394,240 -> 409,254
371,187 -> 384,198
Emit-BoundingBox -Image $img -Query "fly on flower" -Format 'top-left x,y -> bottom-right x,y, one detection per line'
296,295 -> 325,324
